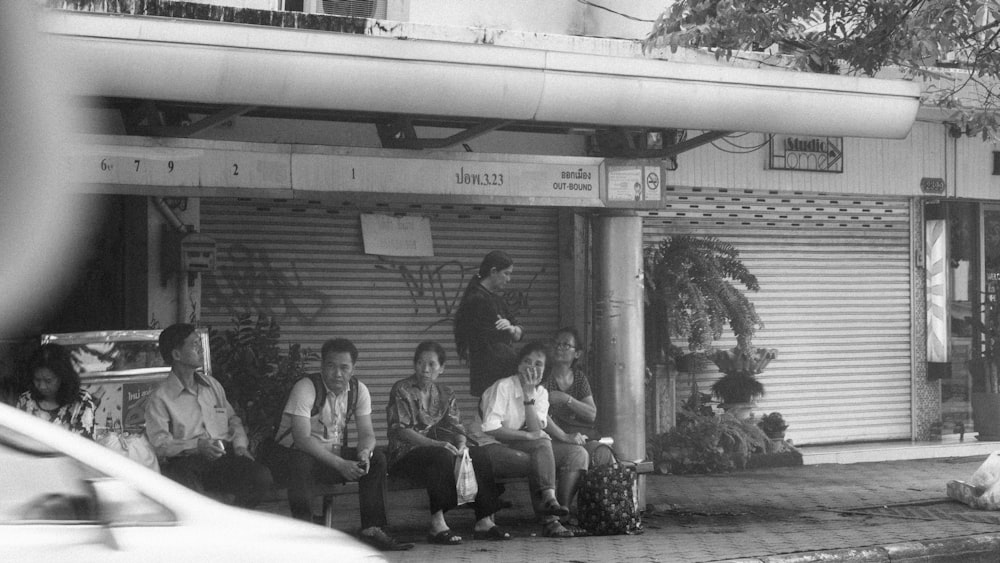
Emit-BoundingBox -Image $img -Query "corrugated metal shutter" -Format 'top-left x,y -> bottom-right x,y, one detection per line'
643,187 -> 913,445
200,197 -> 561,445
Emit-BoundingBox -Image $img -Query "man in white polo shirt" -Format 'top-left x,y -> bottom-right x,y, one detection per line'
273,337 -> 413,552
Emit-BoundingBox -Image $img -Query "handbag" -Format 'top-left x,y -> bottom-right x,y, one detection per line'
577,450 -> 643,536
97,422 -> 161,473
454,448 -> 478,505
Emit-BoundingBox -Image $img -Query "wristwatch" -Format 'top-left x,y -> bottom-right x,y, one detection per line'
523,399 -> 536,406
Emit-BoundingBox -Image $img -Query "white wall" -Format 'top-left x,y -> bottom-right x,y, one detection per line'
954,133 -> 1000,200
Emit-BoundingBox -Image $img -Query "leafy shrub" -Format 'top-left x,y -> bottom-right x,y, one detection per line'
649,411 -> 772,474
209,313 -> 317,456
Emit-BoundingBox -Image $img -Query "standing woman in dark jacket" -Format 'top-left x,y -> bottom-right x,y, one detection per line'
454,251 -> 524,397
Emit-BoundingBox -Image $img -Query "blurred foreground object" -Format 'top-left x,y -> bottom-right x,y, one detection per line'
0,1 -> 90,334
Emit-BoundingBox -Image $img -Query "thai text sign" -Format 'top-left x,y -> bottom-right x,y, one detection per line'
768,135 -> 843,173
294,148 -> 603,206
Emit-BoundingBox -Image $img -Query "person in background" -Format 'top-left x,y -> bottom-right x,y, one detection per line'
17,343 -> 96,439
275,337 -> 414,552
544,327 -> 615,469
479,341 -> 588,538
387,340 -> 509,545
454,250 -> 524,397
145,323 -> 273,508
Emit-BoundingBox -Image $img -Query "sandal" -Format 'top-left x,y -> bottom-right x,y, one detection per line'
472,526 -> 512,541
427,529 -> 463,545
540,499 -> 570,517
543,521 -> 574,538
359,527 -> 415,551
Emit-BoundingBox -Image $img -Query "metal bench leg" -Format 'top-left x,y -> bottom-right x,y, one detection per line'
322,494 -> 334,528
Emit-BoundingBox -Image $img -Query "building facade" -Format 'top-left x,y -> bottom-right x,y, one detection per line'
13,0 -> 987,451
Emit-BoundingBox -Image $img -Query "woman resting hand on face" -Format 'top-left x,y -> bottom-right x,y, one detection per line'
478,341 -> 589,538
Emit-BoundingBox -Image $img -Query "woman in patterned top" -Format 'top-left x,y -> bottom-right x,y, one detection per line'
16,343 -> 96,439
544,327 -> 614,469
387,340 -> 508,545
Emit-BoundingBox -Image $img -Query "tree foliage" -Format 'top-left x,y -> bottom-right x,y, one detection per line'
644,0 -> 1000,139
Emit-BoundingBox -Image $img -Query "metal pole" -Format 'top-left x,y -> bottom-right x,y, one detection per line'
592,213 -> 646,502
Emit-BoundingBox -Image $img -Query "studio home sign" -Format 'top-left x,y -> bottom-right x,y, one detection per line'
768,135 -> 843,173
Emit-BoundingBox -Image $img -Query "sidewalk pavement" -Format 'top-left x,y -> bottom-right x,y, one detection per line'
259,454 -> 1000,562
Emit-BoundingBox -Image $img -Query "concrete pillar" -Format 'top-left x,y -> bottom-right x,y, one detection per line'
592,213 -> 646,499
558,209 -> 591,345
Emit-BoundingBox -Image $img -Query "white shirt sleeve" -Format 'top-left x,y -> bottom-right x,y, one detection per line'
284,378 -> 316,418
480,378 -> 511,433
355,381 -> 372,417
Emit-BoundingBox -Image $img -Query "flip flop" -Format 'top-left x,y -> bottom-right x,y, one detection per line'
472,526 -> 512,541
427,529 -> 463,545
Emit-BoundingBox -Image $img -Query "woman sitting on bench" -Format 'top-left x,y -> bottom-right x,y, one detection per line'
478,341 -> 588,538
387,340 -> 510,545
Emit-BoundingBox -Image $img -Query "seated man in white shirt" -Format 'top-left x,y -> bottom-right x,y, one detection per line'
272,337 -> 413,552
145,323 -> 273,508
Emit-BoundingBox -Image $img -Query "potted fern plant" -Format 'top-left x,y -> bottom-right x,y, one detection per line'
757,412 -> 788,440
644,235 -> 768,424
708,346 -> 778,418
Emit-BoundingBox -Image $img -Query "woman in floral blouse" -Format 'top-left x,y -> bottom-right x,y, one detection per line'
387,340 -> 508,545
16,343 -> 96,439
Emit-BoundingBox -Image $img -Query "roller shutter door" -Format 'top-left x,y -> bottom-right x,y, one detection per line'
643,187 -> 913,445
200,197 -> 561,445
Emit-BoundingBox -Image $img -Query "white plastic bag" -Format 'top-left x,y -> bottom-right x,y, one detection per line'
948,451 -> 1000,509
98,429 -> 161,473
454,448 -> 478,505
969,451 -> 1000,491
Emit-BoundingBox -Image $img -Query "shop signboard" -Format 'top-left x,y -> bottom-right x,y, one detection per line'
768,135 -> 844,173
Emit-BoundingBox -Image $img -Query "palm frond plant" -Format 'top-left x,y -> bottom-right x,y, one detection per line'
643,235 -> 762,366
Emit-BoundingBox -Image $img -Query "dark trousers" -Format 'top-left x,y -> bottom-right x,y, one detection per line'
286,446 -> 388,529
390,446 -> 501,521
160,452 -> 273,508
